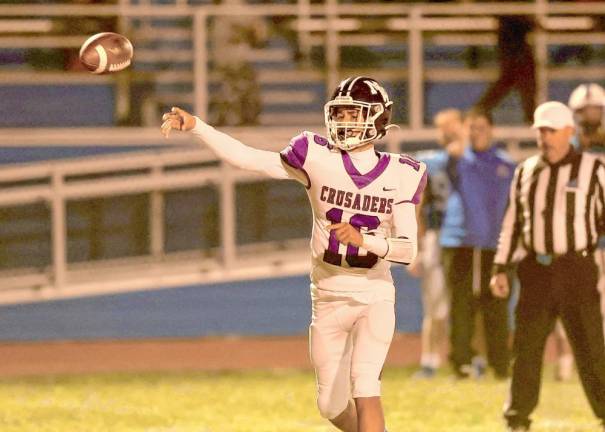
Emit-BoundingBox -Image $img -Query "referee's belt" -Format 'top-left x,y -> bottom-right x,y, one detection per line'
534,249 -> 593,266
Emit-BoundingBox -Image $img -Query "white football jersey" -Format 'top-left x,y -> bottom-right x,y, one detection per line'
280,131 -> 427,300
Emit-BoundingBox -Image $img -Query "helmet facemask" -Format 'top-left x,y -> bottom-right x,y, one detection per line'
324,97 -> 385,151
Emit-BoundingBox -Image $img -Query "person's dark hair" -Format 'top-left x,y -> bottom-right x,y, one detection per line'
465,108 -> 493,125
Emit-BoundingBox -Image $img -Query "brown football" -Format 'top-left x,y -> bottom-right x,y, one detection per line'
79,32 -> 133,74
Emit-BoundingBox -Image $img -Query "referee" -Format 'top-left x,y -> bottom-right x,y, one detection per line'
490,101 -> 605,432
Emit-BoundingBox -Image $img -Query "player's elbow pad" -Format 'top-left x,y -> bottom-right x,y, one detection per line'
384,237 -> 417,265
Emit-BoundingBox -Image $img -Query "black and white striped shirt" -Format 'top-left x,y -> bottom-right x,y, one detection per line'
493,148 -> 605,272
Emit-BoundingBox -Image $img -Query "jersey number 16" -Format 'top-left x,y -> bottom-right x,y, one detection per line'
323,208 -> 380,269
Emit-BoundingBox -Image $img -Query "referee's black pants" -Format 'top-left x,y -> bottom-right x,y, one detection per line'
442,247 -> 510,377
504,252 -> 605,429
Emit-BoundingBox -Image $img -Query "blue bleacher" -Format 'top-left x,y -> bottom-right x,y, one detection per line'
0,265 -> 423,340
0,85 -> 115,127
4,25 -> 605,128
0,146 -> 169,165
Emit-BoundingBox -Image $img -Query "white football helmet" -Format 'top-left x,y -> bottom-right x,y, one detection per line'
568,83 -> 605,111
324,76 -> 394,151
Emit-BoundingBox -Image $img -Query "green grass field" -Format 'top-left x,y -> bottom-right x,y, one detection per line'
0,366 -> 600,432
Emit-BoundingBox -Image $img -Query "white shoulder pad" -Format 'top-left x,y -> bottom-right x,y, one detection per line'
384,236 -> 417,265
392,155 -> 426,201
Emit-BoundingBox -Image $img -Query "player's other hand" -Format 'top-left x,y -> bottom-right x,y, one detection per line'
406,256 -> 423,277
161,107 -> 196,138
490,273 -> 509,298
327,223 -> 363,247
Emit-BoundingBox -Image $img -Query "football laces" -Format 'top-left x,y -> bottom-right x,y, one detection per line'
108,60 -> 131,72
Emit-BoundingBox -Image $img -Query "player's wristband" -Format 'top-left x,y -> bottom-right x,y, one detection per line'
383,236 -> 417,264
362,234 -> 417,264
361,234 -> 388,258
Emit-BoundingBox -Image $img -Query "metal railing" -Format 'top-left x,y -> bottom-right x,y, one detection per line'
0,125 -> 538,304
0,1 -> 600,303
2,1 -> 605,127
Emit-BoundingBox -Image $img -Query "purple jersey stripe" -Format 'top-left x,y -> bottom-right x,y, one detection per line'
411,170 -> 428,204
395,169 -> 428,205
279,153 -> 312,189
280,133 -> 309,169
341,151 -> 391,189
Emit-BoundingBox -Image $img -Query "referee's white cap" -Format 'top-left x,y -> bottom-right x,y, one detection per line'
532,101 -> 575,130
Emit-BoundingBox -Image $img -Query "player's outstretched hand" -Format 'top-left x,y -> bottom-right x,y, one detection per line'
328,223 -> 363,247
161,107 -> 196,138
490,273 -> 509,298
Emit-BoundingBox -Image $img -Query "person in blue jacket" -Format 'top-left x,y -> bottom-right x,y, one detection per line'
410,108 -> 466,378
441,109 -> 516,379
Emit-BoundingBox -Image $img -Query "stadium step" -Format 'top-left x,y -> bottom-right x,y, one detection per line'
128,10 -> 321,126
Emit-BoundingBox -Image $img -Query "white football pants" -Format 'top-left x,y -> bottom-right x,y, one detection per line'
309,296 -> 395,420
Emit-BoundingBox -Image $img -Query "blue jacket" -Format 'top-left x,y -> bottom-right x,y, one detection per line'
416,150 -> 459,232
440,146 -> 516,249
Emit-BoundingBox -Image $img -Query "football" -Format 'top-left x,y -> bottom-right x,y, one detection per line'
79,32 -> 133,74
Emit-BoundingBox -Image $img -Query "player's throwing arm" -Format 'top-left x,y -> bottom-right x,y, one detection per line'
161,107 -> 290,180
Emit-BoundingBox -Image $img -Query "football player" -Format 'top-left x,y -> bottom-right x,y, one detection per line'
161,76 -> 427,432
569,83 -> 605,343
407,109 -> 463,378
569,83 -> 605,152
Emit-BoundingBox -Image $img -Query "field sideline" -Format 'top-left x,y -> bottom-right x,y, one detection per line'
0,366 -> 599,432
0,333 -> 590,431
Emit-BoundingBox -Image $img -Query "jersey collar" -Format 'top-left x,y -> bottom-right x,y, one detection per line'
341,150 -> 391,189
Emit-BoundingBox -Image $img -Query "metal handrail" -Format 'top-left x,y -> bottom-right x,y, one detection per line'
2,1 -> 603,125
0,125 -> 538,304
0,0 -> 594,302
0,125 -> 533,180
